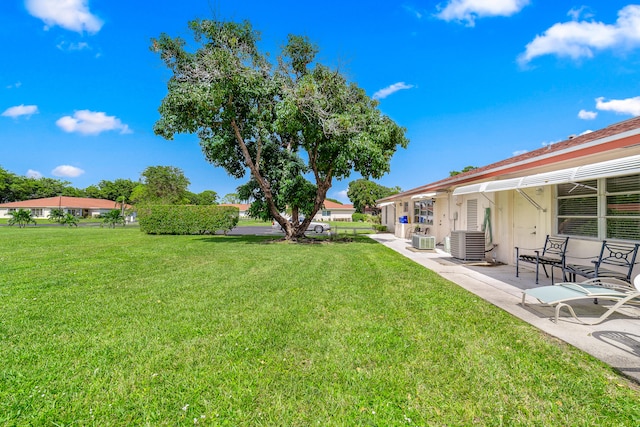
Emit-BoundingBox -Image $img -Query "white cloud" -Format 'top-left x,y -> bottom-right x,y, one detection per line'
6,82 -> 22,89
56,110 -> 132,135
580,129 -> 594,136
595,96 -> 640,116
52,165 -> 85,178
512,149 -> 528,156
1,104 -> 39,118
567,6 -> 593,21
519,5 -> 640,65
56,40 -> 91,51
26,169 -> 43,179
403,5 -> 423,19
334,190 -> 350,204
435,0 -> 530,26
541,139 -> 561,147
25,0 -> 103,34
578,109 -> 597,120
373,82 -> 415,100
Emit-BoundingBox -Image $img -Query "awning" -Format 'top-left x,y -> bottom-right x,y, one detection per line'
452,153 -> 640,195
377,201 -> 395,207
410,192 -> 437,199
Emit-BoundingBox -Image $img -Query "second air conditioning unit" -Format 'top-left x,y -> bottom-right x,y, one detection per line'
412,235 -> 436,250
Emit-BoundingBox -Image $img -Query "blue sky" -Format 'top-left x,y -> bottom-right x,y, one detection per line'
2,1 -> 640,202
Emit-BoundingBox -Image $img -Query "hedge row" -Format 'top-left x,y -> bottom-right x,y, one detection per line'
138,205 -> 239,235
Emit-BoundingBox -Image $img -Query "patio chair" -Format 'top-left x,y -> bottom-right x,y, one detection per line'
521,276 -> 640,325
515,235 -> 569,284
563,241 -> 640,284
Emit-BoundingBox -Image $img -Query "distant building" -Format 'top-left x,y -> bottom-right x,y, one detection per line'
312,200 -> 356,221
219,203 -> 251,218
0,196 -> 132,220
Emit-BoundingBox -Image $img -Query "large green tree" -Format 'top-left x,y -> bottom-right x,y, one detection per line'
449,166 -> 477,176
220,193 -> 242,204
152,20 -> 408,240
192,190 -> 218,205
95,179 -> 138,202
347,179 -> 401,214
139,166 -> 190,204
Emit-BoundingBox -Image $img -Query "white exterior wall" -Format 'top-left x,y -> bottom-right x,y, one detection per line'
313,209 -> 355,221
380,204 -> 396,233
0,207 -> 117,219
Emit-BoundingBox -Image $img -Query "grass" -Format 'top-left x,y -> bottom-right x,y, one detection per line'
1,227 -> 639,426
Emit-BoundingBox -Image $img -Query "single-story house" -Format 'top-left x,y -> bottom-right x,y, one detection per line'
377,116 -> 640,280
0,196 -> 133,220
219,203 -> 251,218
222,200 -> 355,221
312,200 -> 356,221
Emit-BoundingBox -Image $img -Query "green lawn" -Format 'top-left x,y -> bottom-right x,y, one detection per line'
1,227 -> 639,425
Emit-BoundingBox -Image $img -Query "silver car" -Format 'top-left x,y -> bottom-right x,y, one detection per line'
272,218 -> 331,234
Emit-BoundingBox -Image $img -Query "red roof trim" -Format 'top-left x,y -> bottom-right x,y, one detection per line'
379,116 -> 640,201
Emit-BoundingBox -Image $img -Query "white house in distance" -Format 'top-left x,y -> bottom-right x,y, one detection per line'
377,116 -> 640,279
219,203 -> 251,218
0,196 -> 131,219
222,200 -> 355,221
312,200 -> 356,221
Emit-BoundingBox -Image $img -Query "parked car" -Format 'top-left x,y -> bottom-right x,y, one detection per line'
272,218 -> 331,234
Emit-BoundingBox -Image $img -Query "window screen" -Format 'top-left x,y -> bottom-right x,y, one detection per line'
556,174 -> 640,240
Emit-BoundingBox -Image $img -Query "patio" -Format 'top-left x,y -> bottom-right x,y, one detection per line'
369,233 -> 640,384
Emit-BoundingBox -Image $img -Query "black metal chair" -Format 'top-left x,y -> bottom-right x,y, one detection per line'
516,235 -> 570,284
563,240 -> 640,284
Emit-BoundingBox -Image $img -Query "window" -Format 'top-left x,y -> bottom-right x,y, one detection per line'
556,174 -> 640,240
413,200 -> 433,225
67,209 -> 81,216
31,208 -> 43,217
606,174 -> 640,240
322,210 -> 331,217
557,180 -> 598,238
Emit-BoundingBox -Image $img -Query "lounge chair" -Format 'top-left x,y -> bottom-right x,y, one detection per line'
521,276 -> 640,325
515,235 -> 569,284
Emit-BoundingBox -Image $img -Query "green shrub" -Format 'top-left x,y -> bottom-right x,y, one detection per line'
352,213 -> 367,222
8,209 -> 36,228
373,224 -> 387,232
138,205 -> 239,235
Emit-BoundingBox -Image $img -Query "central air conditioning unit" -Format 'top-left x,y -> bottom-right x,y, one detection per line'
412,235 -> 436,250
450,230 -> 485,261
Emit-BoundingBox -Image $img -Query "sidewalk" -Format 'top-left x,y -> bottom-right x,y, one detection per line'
369,233 -> 640,383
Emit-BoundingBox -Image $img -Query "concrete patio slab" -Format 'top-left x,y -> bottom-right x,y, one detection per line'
369,233 -> 640,383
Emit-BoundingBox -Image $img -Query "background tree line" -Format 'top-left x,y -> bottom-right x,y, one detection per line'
0,165 -> 222,206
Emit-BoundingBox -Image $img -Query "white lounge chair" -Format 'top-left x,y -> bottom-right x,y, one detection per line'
521,276 -> 640,325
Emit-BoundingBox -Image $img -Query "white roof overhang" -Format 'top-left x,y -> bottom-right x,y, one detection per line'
452,153 -> 640,196
377,201 -> 395,207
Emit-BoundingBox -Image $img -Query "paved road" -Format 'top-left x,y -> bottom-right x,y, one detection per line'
226,226 -> 282,236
